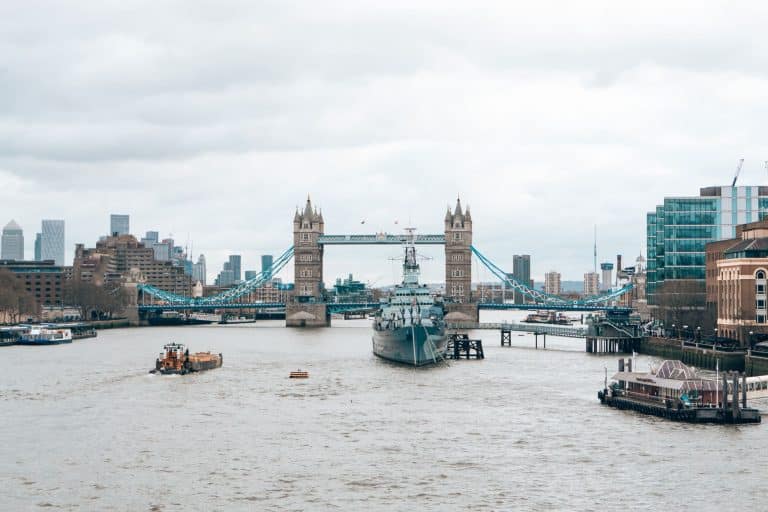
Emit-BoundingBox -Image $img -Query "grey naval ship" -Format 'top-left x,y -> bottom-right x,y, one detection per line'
372,229 -> 448,366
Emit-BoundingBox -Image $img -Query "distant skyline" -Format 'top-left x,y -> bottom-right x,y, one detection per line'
3,2 -> 768,282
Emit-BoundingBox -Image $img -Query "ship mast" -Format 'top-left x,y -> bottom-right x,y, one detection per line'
402,227 -> 420,286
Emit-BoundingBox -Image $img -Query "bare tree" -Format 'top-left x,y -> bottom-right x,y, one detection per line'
64,281 -> 129,320
0,269 -> 39,323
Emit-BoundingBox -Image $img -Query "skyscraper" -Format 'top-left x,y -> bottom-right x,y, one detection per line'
544,271 -> 561,295
34,233 -> 42,261
192,254 -> 207,285
228,255 -> 242,283
512,254 -> 531,304
1,220 -> 24,261
261,254 -> 274,279
41,219 -> 65,265
110,214 -> 130,236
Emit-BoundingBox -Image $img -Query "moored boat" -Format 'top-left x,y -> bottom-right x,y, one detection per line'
17,327 -> 73,346
598,358 -> 761,424
151,343 -> 223,375
371,228 -> 448,366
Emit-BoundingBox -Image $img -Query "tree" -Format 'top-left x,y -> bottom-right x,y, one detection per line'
63,280 -> 129,320
0,269 -> 39,324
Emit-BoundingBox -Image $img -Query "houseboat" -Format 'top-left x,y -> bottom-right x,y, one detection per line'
598,359 -> 761,424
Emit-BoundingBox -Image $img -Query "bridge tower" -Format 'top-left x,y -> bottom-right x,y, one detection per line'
444,198 -> 478,322
286,196 -> 329,327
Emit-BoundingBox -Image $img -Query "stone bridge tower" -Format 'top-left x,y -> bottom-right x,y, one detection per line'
286,196 -> 329,327
444,198 -> 477,322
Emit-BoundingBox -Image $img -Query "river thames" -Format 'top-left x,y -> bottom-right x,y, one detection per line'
2,311 -> 767,511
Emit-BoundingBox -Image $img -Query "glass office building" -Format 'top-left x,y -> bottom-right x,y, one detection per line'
41,219 -> 65,266
646,186 -> 768,305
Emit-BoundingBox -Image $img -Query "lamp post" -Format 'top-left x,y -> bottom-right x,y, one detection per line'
697,326 -> 701,342
672,324 -> 676,339
683,325 -> 689,340
714,328 -> 718,347
749,330 -> 754,349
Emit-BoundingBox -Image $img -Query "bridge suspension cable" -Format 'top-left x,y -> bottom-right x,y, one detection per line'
138,246 -> 295,305
470,245 -> 633,307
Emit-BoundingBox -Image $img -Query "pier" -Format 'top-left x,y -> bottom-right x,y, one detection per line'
446,333 -> 484,360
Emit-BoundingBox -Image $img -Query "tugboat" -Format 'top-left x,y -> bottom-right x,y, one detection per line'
150,343 -> 223,375
371,228 -> 448,366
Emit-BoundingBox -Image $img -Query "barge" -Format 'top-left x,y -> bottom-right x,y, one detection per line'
151,343 -> 223,375
598,358 -> 761,424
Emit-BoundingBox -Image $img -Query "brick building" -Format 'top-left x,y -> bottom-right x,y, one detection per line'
73,234 -> 191,296
705,219 -> 768,345
0,259 -> 68,306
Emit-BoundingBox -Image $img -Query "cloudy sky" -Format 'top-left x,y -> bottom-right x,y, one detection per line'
2,1 -> 767,285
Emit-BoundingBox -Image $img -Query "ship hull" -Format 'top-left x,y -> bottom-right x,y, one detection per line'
372,324 -> 447,366
17,338 -> 72,346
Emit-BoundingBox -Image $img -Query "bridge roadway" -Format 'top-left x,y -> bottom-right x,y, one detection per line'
317,234 -> 445,245
137,302 -> 629,314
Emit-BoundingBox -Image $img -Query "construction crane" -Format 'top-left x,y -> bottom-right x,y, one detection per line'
732,158 -> 745,187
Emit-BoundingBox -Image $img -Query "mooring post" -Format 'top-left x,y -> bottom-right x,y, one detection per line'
742,373 -> 747,409
543,333 -> 546,349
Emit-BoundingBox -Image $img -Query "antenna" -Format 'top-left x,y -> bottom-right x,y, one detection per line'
593,225 -> 597,274
732,158 -> 744,187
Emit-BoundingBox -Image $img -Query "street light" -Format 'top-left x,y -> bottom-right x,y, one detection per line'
672,324 -> 676,339
749,330 -> 754,349
697,326 -> 701,342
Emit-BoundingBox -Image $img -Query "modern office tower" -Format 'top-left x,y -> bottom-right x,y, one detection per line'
512,254 -> 531,303
215,269 -> 235,287
244,270 -> 258,281
261,254 -> 274,279
110,214 -> 130,236
141,231 -> 159,247
600,262 -> 614,291
41,219 -> 65,265
647,185 -> 768,307
152,242 -> 172,261
583,272 -> 600,296
1,220 -> 24,261
34,233 -> 42,261
544,271 -> 561,295
228,254 -> 242,283
192,254 -> 207,285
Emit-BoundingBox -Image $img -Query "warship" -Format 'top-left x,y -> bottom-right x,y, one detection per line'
372,229 -> 447,366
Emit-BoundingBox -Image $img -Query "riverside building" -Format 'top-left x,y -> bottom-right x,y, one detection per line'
647,186 -> 768,310
583,272 -> 599,296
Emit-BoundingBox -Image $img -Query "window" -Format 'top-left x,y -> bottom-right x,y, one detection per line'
300,233 -> 310,242
758,284 -> 766,295
757,299 -> 766,310
452,254 -> 463,262
300,269 -> 312,278
299,254 -> 313,262
758,315 -> 766,324
452,269 -> 464,278
453,232 -> 462,241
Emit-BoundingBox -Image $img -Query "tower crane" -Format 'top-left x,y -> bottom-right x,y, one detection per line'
732,158 -> 745,187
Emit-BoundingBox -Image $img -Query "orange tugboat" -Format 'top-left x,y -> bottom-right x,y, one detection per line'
150,343 -> 223,375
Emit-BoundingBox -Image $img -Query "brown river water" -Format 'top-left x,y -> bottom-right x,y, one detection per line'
2,311 -> 767,511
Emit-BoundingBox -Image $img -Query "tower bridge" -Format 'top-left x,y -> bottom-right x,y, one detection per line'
136,196 -> 634,325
